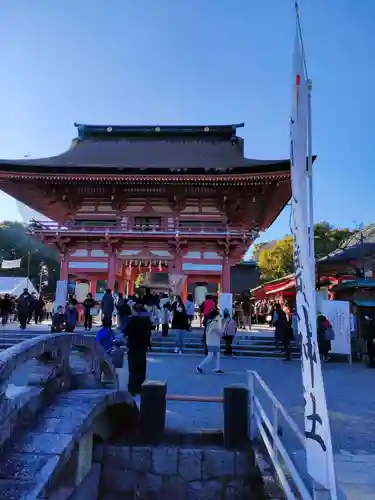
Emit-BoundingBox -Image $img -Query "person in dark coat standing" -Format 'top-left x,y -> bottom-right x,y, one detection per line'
83,292 -> 96,331
364,315 -> 375,368
101,289 -> 114,326
126,304 -> 152,396
273,303 -> 288,353
17,289 -> 34,330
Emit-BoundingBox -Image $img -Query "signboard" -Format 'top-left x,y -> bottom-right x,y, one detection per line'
75,282 -> 89,303
54,280 -> 68,312
219,293 -> 233,318
321,299 -> 351,355
316,290 -> 329,314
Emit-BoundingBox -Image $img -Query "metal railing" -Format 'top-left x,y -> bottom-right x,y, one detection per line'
247,370 -> 332,500
29,219 -> 247,236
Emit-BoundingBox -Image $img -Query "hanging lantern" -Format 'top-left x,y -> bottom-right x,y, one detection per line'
158,260 -> 162,271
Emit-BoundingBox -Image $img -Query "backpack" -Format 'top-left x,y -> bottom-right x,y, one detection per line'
324,326 -> 335,341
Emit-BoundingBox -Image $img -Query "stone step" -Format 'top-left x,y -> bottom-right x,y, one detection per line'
150,345 -> 300,359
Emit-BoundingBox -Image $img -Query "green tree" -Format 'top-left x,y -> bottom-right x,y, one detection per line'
257,222 -> 355,283
0,221 -> 59,293
258,236 -> 294,282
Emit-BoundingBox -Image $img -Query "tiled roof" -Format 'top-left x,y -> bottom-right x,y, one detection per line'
0,123 -> 290,174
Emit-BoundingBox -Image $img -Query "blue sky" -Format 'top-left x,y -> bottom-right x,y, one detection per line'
0,0 -> 374,245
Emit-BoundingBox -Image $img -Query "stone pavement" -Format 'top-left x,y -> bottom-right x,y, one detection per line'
118,354 -> 375,499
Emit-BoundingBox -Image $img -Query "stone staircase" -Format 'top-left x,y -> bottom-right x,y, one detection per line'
150,328 -> 300,359
0,324 -> 300,359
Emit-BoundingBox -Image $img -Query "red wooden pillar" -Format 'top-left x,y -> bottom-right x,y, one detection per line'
128,280 -> 134,296
60,250 -> 69,281
222,257 -> 231,293
107,251 -> 117,291
118,277 -> 125,295
90,279 -> 98,296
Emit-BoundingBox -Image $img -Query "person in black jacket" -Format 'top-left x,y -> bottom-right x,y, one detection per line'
17,289 -> 34,330
0,294 -> 13,325
83,292 -> 96,331
126,304 -> 152,396
171,296 -> 189,354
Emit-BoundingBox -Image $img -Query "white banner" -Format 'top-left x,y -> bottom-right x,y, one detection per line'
316,290 -> 329,314
1,258 -> 21,269
219,293 -> 233,318
55,280 -> 68,312
321,300 -> 351,355
290,29 -> 336,496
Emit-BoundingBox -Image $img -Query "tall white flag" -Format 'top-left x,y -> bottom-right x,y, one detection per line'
290,29 -> 337,497
1,258 -> 21,269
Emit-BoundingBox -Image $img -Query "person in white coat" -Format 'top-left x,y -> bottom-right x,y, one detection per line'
196,309 -> 223,374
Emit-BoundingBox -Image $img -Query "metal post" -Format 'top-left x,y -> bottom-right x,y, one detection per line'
27,252 -> 31,279
307,79 -> 315,268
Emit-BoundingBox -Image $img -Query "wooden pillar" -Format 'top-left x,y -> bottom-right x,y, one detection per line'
107,251 -> 117,291
60,250 -> 69,281
222,257 -> 231,293
90,279 -> 98,296
118,277 -> 125,295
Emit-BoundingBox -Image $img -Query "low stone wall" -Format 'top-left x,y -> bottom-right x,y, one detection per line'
97,444 -> 264,499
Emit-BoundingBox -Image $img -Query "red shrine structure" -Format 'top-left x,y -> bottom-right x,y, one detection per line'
0,123 -> 291,299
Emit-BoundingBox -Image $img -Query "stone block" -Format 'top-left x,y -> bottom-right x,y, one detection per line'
178,449 -> 202,482
136,472 -> 163,495
203,449 -> 235,479
101,468 -> 135,493
11,432 -> 73,456
235,451 -> 253,477
186,480 -> 222,500
0,453 -> 51,481
104,446 -> 131,468
152,446 -> 178,475
162,476 -> 188,500
131,446 -> 152,472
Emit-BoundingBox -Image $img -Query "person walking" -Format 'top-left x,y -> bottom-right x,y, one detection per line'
126,303 -> 152,396
196,309 -> 223,374
273,303 -> 288,351
101,289 -> 114,326
202,294 -> 216,354
185,294 -> 195,329
172,296 -> 189,354
0,294 -> 13,326
34,296 -> 45,324
222,308 -> 237,358
17,288 -> 34,330
96,317 -> 115,353
242,297 -> 252,330
83,292 -> 96,331
116,293 -> 132,335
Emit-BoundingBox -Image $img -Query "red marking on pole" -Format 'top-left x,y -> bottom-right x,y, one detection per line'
296,74 -> 301,86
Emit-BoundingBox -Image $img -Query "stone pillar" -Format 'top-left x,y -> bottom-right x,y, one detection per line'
60,251 -> 69,281
223,385 -> 249,450
140,380 -> 167,444
222,257 -> 231,293
107,251 -> 117,291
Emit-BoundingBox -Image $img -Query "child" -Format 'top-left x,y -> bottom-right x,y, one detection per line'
96,318 -> 115,354
51,305 -> 65,333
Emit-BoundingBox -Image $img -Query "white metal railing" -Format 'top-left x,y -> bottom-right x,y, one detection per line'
247,370 -> 332,500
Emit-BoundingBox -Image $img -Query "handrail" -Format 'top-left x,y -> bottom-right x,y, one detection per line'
247,370 -> 331,500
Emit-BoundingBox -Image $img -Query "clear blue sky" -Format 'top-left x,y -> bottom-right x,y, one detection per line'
0,0 -> 374,245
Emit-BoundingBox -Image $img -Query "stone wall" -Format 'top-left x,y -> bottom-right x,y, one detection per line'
96,444 -> 263,499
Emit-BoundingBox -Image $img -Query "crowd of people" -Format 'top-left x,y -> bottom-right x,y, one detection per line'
0,290 -> 51,329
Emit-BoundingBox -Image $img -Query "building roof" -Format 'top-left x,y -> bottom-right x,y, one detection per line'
0,123 -> 290,175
